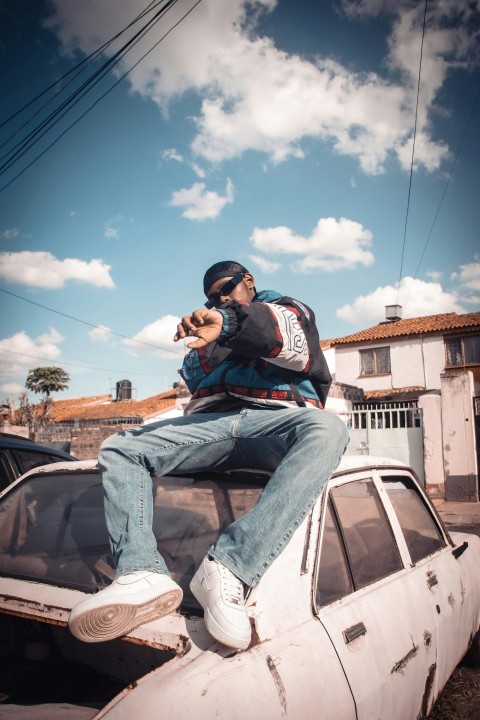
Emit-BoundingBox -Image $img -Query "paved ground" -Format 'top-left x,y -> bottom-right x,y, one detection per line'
426,500 -> 480,719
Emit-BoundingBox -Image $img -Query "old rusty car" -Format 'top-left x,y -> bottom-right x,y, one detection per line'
0,455 -> 479,719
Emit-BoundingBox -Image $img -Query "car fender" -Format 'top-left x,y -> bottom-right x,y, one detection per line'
96,618 -> 355,720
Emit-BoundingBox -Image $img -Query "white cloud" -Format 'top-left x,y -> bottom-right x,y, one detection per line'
104,226 -> 120,239
89,325 -> 112,343
426,269 -> 442,282
453,261 -> 480,292
0,383 -> 23,395
250,217 -> 374,272
161,149 -> 206,178
337,276 -> 464,325
0,329 -> 64,381
44,0 -> 477,175
0,251 -> 115,289
191,162 -> 206,179
462,294 -> 480,306
248,255 -> 281,273
123,315 -> 183,359
168,179 -> 234,220
162,148 -> 184,163
2,228 -> 20,239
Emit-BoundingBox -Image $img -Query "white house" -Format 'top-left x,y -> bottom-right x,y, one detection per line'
323,311 -> 480,501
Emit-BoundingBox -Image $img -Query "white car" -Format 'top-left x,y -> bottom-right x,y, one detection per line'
0,456 -> 478,719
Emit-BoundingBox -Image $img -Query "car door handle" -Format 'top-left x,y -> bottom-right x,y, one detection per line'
343,622 -> 367,644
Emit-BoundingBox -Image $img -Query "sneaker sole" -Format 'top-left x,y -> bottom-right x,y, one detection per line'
69,588 -> 183,643
190,576 -> 250,651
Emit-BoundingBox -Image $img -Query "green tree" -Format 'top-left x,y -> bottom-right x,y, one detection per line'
25,367 -> 70,421
25,366 -> 70,397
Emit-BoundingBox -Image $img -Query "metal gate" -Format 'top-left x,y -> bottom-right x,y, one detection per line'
345,401 -> 424,483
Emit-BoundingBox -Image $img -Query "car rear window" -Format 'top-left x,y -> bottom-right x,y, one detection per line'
0,470 -> 265,608
11,448 -> 69,477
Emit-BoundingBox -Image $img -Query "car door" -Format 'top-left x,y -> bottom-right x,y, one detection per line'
314,471 -> 439,720
379,469 -> 478,705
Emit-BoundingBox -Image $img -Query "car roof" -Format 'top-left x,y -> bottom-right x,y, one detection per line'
0,432 -> 75,457
10,454 -> 409,486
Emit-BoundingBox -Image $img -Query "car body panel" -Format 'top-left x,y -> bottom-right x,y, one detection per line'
0,455 -> 479,719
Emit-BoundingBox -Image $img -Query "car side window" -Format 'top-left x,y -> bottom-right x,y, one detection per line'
11,449 -> 62,476
0,450 -> 13,491
316,499 -> 354,607
316,479 -> 404,608
382,475 -> 446,563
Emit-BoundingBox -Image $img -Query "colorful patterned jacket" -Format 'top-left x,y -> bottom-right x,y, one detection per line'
180,289 -> 332,415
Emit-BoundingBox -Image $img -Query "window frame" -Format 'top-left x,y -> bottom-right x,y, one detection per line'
314,467 -> 450,612
445,334 -> 480,369
359,346 -> 391,377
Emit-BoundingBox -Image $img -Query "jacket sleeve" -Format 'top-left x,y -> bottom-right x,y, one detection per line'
219,300 -> 309,372
180,342 -> 231,394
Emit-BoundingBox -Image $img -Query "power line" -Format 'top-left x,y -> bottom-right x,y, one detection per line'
0,346 -> 172,377
395,0 -> 429,306
0,0 -> 162,142
402,82 -> 480,311
0,286 -> 183,356
0,0 -> 179,177
0,0 -> 203,192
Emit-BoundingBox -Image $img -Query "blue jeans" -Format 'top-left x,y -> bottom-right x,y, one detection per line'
98,407 -> 349,587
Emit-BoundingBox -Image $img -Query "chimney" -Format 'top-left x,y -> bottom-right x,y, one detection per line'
385,304 -> 402,322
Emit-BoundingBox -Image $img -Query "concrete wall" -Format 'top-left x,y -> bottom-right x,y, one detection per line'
334,335 -> 447,392
35,424 -> 142,460
418,393 -> 444,498
441,371 -> 478,501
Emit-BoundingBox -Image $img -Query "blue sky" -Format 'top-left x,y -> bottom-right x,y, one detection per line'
0,0 -> 479,404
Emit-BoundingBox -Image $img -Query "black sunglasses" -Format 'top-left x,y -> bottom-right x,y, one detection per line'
205,273 -> 245,309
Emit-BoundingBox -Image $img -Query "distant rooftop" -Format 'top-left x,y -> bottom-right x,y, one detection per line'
16,389 -> 178,424
323,311 -> 480,347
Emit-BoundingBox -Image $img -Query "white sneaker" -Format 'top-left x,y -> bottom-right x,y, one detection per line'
69,571 -> 183,643
190,557 -> 251,650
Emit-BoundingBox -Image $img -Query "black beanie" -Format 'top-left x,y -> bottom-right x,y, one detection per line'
203,260 -> 249,296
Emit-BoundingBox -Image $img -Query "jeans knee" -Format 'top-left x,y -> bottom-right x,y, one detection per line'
326,412 -> 349,449
304,410 -> 349,449
98,431 -> 131,464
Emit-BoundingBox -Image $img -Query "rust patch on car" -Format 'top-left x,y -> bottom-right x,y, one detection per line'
249,618 -> 262,647
266,655 -> 287,713
448,593 -> 456,608
420,663 -> 436,716
426,571 -> 438,590
391,642 -> 419,675
423,631 -> 432,648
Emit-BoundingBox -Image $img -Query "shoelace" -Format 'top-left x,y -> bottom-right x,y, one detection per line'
219,564 -> 244,606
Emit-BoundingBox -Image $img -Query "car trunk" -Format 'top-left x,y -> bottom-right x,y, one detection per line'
0,578 -> 200,719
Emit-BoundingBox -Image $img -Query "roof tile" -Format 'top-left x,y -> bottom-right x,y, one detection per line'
330,311 -> 480,346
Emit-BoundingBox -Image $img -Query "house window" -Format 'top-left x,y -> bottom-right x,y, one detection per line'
359,347 -> 391,376
445,335 -> 480,367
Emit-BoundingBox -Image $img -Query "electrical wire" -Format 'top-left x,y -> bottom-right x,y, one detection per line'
402,82 -> 480,311
0,286 -> 184,356
0,0 -> 162,143
0,0 -> 180,177
0,346 -> 173,376
0,0 -> 204,191
0,0 -> 161,131
395,0 -> 429,306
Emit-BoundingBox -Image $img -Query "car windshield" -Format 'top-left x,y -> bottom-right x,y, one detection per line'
0,470 -> 265,607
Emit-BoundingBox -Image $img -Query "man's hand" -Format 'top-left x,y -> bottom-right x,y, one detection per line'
174,308 -> 224,349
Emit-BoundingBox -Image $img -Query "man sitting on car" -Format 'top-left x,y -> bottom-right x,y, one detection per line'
69,260 -> 349,650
